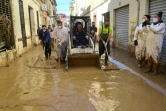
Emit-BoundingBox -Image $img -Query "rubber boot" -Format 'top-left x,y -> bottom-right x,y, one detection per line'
62,57 -> 66,64
55,57 -> 59,62
145,57 -> 153,73
153,63 -> 160,75
138,60 -> 142,68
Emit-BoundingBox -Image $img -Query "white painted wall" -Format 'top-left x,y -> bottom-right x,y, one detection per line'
86,0 -> 149,45
11,0 -> 23,55
11,0 -> 44,55
90,0 -> 111,28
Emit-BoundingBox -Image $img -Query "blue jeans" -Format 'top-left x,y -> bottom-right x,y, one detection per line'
74,39 -> 87,46
92,37 -> 96,49
61,42 -> 68,63
44,40 -> 51,58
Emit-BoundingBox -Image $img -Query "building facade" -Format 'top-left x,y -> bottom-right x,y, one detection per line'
69,2 -> 74,16
0,0 -> 57,67
52,0 -> 58,25
75,0 -> 166,65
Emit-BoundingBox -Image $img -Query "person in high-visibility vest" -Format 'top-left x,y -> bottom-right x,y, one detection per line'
98,20 -> 113,66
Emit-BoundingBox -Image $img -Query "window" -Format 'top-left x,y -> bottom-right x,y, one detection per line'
19,0 -> 27,47
0,0 -> 12,49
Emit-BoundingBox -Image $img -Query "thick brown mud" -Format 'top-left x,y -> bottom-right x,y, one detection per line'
0,46 -> 166,111
111,48 -> 166,90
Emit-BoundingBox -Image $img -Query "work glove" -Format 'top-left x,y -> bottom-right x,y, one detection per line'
147,25 -> 151,30
105,42 -> 108,46
57,38 -> 62,46
134,40 -> 138,46
85,36 -> 89,40
57,38 -> 60,42
148,25 -> 151,29
58,42 -> 62,46
103,41 -> 106,45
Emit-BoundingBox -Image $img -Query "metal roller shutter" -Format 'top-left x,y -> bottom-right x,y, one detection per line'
115,5 -> 129,50
0,0 -> 11,49
149,0 -> 166,64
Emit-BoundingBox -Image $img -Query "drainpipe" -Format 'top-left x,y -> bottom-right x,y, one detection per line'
136,0 -> 140,25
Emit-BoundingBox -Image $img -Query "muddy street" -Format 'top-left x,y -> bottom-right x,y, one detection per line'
0,46 -> 166,111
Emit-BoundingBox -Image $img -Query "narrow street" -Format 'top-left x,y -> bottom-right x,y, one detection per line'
0,0 -> 166,110
0,45 -> 166,111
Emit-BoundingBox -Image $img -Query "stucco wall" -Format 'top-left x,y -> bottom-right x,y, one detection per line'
11,0 -> 24,55
0,0 -> 55,67
109,0 -> 149,45
88,0 -> 149,46
0,49 -> 17,67
11,0 -> 43,56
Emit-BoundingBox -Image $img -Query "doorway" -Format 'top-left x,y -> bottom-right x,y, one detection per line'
36,11 -> 39,28
28,6 -> 35,44
102,12 -> 110,22
19,0 -> 27,47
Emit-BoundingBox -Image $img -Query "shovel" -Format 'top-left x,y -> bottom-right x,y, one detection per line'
59,55 -> 61,69
58,43 -> 61,69
103,41 -> 111,61
101,41 -> 113,71
43,46 -> 45,54
65,47 -> 68,71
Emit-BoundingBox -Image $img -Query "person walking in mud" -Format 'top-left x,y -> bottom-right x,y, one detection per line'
39,25 -> 51,60
134,15 -> 151,68
90,22 -> 97,50
144,12 -> 166,74
53,20 -> 68,64
48,25 -> 55,50
98,19 -> 112,66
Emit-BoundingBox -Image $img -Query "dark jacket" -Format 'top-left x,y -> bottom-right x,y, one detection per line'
73,29 -> 86,40
39,29 -> 51,43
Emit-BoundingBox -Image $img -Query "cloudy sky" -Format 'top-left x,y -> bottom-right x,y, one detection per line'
56,0 -> 72,15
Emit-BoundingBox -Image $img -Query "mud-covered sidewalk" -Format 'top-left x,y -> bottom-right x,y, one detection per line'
0,45 -> 166,111
111,48 -> 166,90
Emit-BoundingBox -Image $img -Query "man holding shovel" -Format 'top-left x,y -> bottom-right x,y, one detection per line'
98,19 -> 112,66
